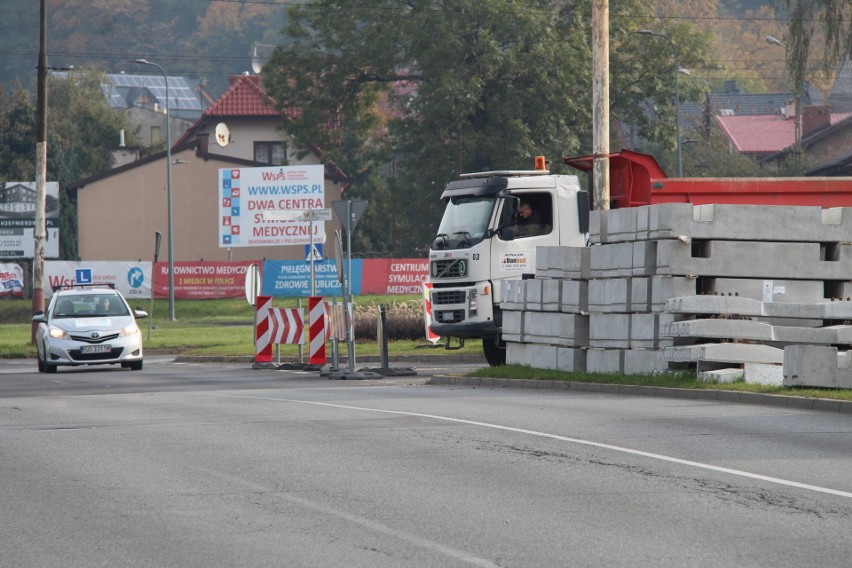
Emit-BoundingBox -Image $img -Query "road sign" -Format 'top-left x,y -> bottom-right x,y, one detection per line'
332,200 -> 368,233
305,243 -> 323,262
262,208 -> 332,222
75,268 -> 93,285
244,264 -> 261,306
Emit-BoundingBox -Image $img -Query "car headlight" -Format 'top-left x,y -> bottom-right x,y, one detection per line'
48,326 -> 67,339
121,323 -> 140,337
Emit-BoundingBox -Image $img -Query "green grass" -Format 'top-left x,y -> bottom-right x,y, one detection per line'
0,296 -> 481,360
470,364 -> 852,402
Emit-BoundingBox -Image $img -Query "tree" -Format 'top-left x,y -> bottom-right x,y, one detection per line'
263,0 -> 715,255
773,0 -> 852,121
0,71 -> 138,260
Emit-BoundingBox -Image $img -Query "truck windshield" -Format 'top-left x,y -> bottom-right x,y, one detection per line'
433,196 -> 495,249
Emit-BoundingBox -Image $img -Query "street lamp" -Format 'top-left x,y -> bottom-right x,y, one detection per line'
766,35 -> 801,145
130,58 -> 175,321
636,29 -> 683,177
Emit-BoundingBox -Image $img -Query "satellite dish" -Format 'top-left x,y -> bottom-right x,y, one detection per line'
251,43 -> 265,74
215,122 -> 231,147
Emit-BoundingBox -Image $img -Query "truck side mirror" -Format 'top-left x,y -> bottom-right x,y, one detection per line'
499,227 -> 516,240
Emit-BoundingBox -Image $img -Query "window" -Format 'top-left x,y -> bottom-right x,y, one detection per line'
254,142 -> 287,165
500,192 -> 553,240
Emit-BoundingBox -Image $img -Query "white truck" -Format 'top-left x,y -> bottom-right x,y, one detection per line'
427,159 -> 589,365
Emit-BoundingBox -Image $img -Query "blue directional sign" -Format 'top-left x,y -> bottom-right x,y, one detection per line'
75,268 -> 93,285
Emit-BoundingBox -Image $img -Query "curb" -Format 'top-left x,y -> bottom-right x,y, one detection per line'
427,375 -> 852,414
172,354 -> 486,364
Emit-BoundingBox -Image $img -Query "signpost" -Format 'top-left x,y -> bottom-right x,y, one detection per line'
263,208 -> 332,295
331,201 -> 368,376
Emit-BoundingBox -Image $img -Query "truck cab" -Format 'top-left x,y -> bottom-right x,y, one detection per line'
428,162 -> 589,365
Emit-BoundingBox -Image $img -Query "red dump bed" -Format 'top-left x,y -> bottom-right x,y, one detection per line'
564,150 -> 852,209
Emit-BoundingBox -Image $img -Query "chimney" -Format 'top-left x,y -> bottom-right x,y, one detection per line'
801,105 -> 831,138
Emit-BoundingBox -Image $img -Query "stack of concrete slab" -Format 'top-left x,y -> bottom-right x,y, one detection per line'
503,203 -> 852,382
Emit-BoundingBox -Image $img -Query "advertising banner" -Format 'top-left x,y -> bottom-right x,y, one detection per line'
153,261 -> 259,299
0,181 -> 60,259
360,259 -> 429,295
218,165 -> 326,248
44,261 -> 152,300
0,263 -> 24,297
261,259 -> 356,298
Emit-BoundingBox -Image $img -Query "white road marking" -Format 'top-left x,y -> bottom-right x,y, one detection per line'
211,393 -> 852,500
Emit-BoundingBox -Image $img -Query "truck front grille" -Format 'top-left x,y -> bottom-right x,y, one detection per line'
431,259 -> 466,278
432,290 -> 466,305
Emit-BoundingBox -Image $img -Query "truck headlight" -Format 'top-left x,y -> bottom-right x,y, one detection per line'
469,289 -> 478,316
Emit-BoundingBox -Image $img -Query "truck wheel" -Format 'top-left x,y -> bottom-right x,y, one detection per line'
483,336 -> 507,366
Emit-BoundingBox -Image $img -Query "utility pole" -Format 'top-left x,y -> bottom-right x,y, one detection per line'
32,0 -> 48,341
591,0 -> 610,210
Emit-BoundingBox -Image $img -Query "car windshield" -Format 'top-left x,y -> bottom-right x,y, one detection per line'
52,294 -> 128,318
433,197 -> 495,250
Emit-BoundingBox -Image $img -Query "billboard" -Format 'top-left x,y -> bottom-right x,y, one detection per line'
0,181 -> 60,259
153,261 -> 258,299
218,165 -> 326,248
44,261 -> 153,299
0,263 -> 24,297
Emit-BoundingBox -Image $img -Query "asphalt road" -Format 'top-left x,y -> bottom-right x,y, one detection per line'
2,358 -> 852,567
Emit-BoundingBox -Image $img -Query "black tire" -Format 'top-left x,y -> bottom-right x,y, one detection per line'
45,361 -> 57,374
37,355 -> 45,373
129,360 -> 143,371
482,336 -> 506,366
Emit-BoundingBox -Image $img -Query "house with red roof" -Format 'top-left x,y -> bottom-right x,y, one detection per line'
67,74 -> 349,263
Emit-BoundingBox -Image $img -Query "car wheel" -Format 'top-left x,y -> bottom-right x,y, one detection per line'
129,360 -> 143,371
37,356 -> 45,373
45,361 -> 58,374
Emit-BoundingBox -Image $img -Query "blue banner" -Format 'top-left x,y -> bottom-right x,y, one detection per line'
261,259 -> 363,297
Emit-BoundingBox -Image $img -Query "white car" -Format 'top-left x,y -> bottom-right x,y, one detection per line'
33,285 -> 147,373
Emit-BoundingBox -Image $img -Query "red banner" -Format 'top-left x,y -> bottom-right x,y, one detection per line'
154,261 -> 259,299
360,259 -> 429,295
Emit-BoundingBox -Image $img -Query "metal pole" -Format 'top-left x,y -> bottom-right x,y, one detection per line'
309,219 -> 315,296
147,231 -> 161,341
130,59 -> 174,321
345,201 -> 355,372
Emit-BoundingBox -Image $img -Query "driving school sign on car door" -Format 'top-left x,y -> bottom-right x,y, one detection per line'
218,165 -> 325,248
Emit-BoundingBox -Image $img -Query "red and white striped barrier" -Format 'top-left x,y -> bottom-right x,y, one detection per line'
308,296 -> 326,365
269,307 -> 304,345
422,282 -> 440,344
255,295 -> 273,363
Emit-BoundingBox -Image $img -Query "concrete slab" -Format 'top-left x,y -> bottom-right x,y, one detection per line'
590,313 -> 631,348
535,246 -> 590,279
561,280 -> 588,313
506,342 -> 559,370
557,347 -> 587,372
589,278 -> 630,313
662,343 -> 783,365
526,313 -> 589,347
698,368 -> 744,383
590,242 -> 635,278
587,348 -> 625,373
656,240 -> 852,280
743,363 -> 783,386
541,279 -> 562,312
648,203 -> 852,242
783,345 -> 852,388
623,349 -> 668,374
666,295 -> 852,320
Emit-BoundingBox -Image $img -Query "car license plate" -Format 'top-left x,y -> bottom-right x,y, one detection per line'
81,344 -> 112,354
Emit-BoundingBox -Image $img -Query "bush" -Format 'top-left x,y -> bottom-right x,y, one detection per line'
354,300 -> 426,341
